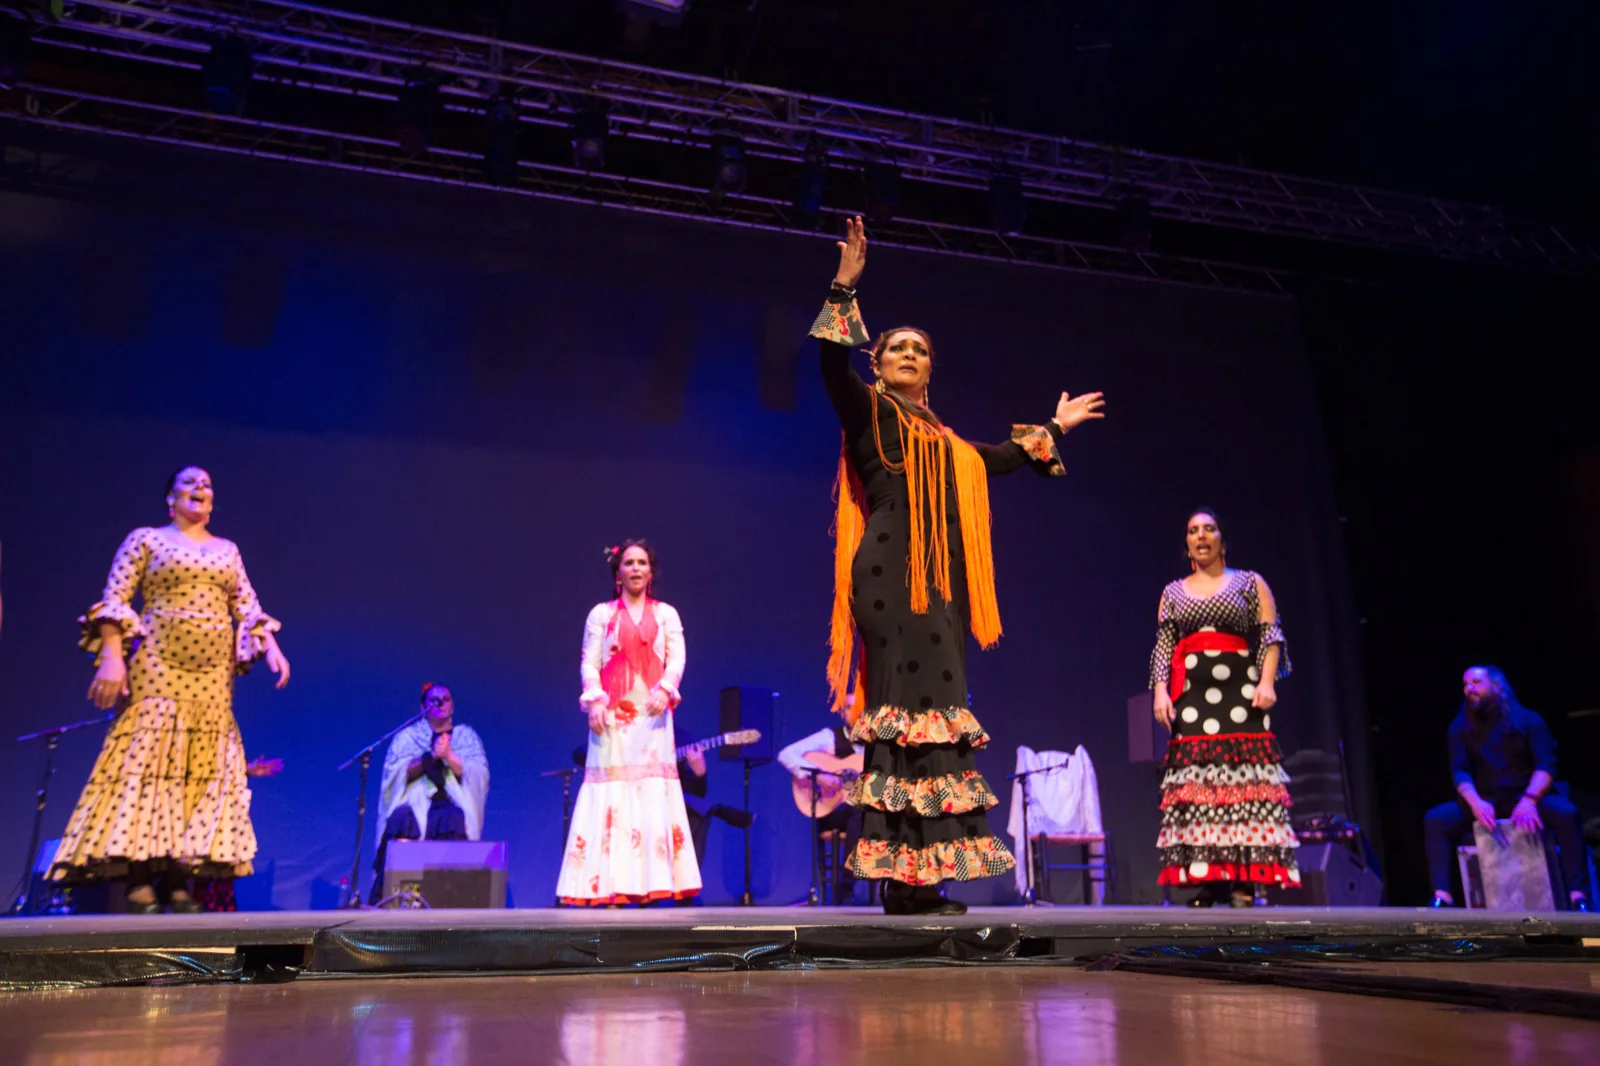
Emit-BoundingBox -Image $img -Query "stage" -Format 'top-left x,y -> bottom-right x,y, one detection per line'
4,905 -> 1598,1007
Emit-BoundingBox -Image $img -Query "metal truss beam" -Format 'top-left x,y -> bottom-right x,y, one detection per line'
19,0 -> 1598,276
2,83 -> 1292,296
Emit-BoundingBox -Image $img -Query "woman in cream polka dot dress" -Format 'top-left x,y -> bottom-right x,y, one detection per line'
1149,509 -> 1298,907
50,466 -> 290,913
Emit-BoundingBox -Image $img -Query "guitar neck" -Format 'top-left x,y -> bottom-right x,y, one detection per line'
675,735 -> 734,759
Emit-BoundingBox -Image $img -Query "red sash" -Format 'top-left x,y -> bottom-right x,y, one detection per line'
1169,632 -> 1249,702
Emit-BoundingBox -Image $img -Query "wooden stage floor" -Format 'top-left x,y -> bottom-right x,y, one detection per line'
3,966 -> 1598,1066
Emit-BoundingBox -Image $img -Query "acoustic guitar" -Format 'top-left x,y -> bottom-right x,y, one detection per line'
791,749 -> 865,819
675,729 -> 762,761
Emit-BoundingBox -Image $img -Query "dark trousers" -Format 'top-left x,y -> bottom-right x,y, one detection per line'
1424,794 -> 1587,900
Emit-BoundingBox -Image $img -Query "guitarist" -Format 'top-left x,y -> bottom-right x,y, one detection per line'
779,723 -> 865,902
678,742 -> 756,890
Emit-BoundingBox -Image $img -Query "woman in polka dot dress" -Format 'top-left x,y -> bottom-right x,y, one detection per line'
1150,509 -> 1299,907
813,217 -> 1107,915
50,466 -> 290,913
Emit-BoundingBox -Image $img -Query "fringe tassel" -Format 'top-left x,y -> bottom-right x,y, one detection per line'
828,395 -> 1004,723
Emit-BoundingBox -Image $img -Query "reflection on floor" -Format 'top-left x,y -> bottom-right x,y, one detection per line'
3,967 -> 1598,1066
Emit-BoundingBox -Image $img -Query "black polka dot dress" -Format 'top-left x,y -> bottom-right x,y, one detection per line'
1148,568 -> 1300,887
50,527 -> 281,883
815,286 -> 1064,886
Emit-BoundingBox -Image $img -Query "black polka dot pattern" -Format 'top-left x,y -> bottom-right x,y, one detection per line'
52,527 -> 279,882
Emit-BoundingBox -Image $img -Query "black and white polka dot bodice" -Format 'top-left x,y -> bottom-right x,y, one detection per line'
1147,568 -> 1289,691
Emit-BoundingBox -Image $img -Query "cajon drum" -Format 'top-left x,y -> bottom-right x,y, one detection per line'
1471,820 -> 1554,911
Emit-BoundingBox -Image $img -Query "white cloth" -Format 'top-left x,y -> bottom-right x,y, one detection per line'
378,720 -> 490,841
1005,745 -> 1102,898
777,726 -> 863,778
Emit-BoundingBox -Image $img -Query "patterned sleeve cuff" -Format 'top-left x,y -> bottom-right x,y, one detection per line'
1010,424 -> 1065,477
809,288 -> 871,347
1255,621 -> 1291,680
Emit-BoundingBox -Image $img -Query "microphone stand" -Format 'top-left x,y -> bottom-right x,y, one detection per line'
9,712 -> 115,915
539,766 -> 581,846
336,712 -> 423,909
1007,760 -> 1074,907
791,767 -> 824,907
738,756 -> 770,906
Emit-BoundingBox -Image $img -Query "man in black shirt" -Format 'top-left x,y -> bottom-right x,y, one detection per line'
1424,665 -> 1589,909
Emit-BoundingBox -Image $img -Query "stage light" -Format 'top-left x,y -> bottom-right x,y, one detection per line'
1115,193 -> 1152,253
0,15 -> 30,91
395,72 -> 443,153
863,162 -> 900,223
988,171 -> 1026,236
710,134 -> 747,195
792,147 -> 828,228
570,107 -> 608,170
483,94 -> 520,186
201,35 -> 254,116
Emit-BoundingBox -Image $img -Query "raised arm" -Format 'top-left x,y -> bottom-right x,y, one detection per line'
971,389 -> 1105,476
812,217 -> 874,434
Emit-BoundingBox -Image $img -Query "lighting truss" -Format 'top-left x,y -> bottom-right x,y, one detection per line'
8,0 -> 1597,278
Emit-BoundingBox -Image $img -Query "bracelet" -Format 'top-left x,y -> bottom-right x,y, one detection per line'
1522,792 -> 1541,802
830,280 -> 856,296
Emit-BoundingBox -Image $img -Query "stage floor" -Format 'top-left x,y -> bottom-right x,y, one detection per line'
3,905 -> 1599,993
3,967 -> 1597,1065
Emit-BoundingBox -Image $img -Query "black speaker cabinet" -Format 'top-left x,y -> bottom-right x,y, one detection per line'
1270,842 -> 1383,907
381,840 -> 508,908
719,685 -> 775,761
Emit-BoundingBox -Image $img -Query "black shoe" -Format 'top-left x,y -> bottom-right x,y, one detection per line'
168,896 -> 203,914
1428,896 -> 1454,909
710,805 -> 756,831
127,900 -> 162,915
1187,885 -> 1218,908
1228,892 -> 1255,909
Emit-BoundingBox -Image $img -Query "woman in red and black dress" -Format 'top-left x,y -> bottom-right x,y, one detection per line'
1150,509 -> 1300,907
813,217 -> 1106,914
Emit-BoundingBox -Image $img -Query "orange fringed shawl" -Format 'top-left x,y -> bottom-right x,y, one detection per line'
829,392 -> 1000,724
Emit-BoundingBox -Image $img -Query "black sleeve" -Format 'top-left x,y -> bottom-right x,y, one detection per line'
678,759 -> 708,798
811,285 -> 874,436
1525,711 -> 1558,778
970,421 -> 1066,476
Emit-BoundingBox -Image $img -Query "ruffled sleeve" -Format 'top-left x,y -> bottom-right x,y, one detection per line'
1148,585 -> 1179,690
229,545 -> 282,674
1244,570 -> 1291,680
78,528 -> 153,659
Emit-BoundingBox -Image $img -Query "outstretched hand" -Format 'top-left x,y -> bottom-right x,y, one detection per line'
834,215 -> 867,289
1054,391 -> 1106,431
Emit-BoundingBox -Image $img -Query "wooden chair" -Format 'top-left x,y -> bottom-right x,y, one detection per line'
1030,831 -> 1112,905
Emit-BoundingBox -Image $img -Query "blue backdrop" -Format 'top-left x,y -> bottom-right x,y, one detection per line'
0,140 -> 1367,908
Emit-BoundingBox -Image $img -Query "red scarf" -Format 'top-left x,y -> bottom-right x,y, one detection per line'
599,600 -> 665,708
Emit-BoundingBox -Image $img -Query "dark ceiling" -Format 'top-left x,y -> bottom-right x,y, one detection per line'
356,0 -> 1599,224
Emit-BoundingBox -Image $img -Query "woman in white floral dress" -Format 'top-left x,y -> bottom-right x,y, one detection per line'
557,540 -> 700,906
51,466 -> 290,913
